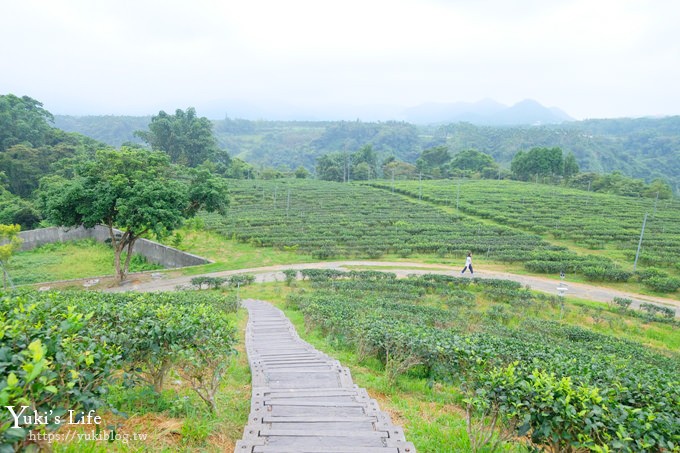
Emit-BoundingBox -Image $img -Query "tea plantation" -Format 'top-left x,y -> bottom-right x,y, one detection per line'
371,179 -> 680,270
0,290 -> 239,450
202,179 -> 662,284
287,269 -> 680,452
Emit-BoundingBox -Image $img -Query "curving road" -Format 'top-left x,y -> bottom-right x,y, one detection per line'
104,260 -> 680,316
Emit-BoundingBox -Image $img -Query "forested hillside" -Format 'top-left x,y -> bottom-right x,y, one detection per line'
54,114 -> 680,191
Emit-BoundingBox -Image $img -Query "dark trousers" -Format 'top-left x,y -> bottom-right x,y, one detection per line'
461,264 -> 473,274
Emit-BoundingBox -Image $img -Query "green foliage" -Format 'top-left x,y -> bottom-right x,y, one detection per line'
612,297 -> 633,310
287,271 -> 680,452
416,145 -> 451,177
52,114 -> 680,192
203,179 -> 565,267
449,149 -> 499,176
38,148 -> 228,281
374,179 -> 680,276
0,187 -> 40,229
568,171 -> 673,199
282,269 -> 298,286
0,94 -> 54,152
135,107 -> 225,168
636,268 -> 680,293
294,166 -> 309,179
0,289 -> 238,449
0,96 -> 104,199
226,273 -> 255,287
640,302 -> 676,319
190,276 -> 227,290
510,147 -> 564,180
0,224 -> 21,263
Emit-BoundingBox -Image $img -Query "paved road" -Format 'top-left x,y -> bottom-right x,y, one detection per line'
235,299 -> 416,453
106,260 -> 680,316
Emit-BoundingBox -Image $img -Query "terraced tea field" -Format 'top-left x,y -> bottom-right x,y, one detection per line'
285,270 -> 680,452
202,179 -> 646,283
203,179 -> 563,261
369,179 -> 680,271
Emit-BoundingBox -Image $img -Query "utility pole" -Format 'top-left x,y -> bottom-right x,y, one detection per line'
391,168 -> 395,193
456,179 -> 461,212
286,189 -> 291,218
419,173 -> 422,200
653,191 -> 659,218
633,213 -> 648,272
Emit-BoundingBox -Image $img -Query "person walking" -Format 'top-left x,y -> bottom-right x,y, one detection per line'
461,252 -> 473,275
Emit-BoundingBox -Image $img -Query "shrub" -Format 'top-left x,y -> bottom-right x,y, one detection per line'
397,248 -> 412,258
226,274 -> 255,287
282,269 -> 298,286
643,276 -> 680,293
364,248 -> 384,259
191,276 -> 226,290
612,297 -> 633,310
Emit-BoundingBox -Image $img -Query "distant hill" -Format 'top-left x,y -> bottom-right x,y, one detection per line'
54,115 -> 151,148
401,99 -> 573,125
53,115 -> 680,193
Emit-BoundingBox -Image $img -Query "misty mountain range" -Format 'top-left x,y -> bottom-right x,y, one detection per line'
195,98 -> 573,125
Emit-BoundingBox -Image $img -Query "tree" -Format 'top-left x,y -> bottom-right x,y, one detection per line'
511,147 -> 564,180
39,148 -> 228,282
351,144 -> 378,179
316,152 -> 344,182
0,187 -> 40,229
643,178 -> 673,199
562,152 -> 579,179
0,94 -> 54,152
294,166 -> 310,179
416,146 -> 451,176
136,107 -> 225,168
0,224 -> 22,289
383,159 -> 418,180
450,149 -> 498,174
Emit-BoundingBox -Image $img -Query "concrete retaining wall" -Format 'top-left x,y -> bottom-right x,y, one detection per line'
16,226 -> 211,268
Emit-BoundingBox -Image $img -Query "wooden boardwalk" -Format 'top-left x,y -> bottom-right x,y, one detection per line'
235,299 -> 416,453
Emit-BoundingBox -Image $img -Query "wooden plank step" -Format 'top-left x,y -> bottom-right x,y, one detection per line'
262,389 -> 368,398
242,445 -> 408,453
237,299 -> 416,452
262,416 -> 377,423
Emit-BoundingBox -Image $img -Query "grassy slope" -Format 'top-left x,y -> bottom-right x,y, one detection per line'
6,240 -> 161,285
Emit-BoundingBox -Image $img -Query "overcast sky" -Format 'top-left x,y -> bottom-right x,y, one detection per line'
1,0 -> 679,120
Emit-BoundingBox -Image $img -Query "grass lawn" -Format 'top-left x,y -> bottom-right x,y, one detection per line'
7,240 -> 161,285
162,229 -> 318,275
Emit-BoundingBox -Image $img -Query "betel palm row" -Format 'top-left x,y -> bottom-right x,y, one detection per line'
287,271 -> 680,452
371,179 -> 680,269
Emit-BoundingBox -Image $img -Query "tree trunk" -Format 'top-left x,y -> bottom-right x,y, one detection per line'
122,238 -> 136,281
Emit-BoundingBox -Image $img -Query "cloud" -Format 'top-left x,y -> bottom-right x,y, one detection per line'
1,0 -> 678,118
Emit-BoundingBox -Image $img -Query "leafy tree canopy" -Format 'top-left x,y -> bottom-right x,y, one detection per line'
0,94 -> 54,152
136,107 -> 226,168
0,223 -> 22,289
39,148 -> 229,281
450,149 -> 498,172
416,146 -> 450,170
511,147 -> 564,180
